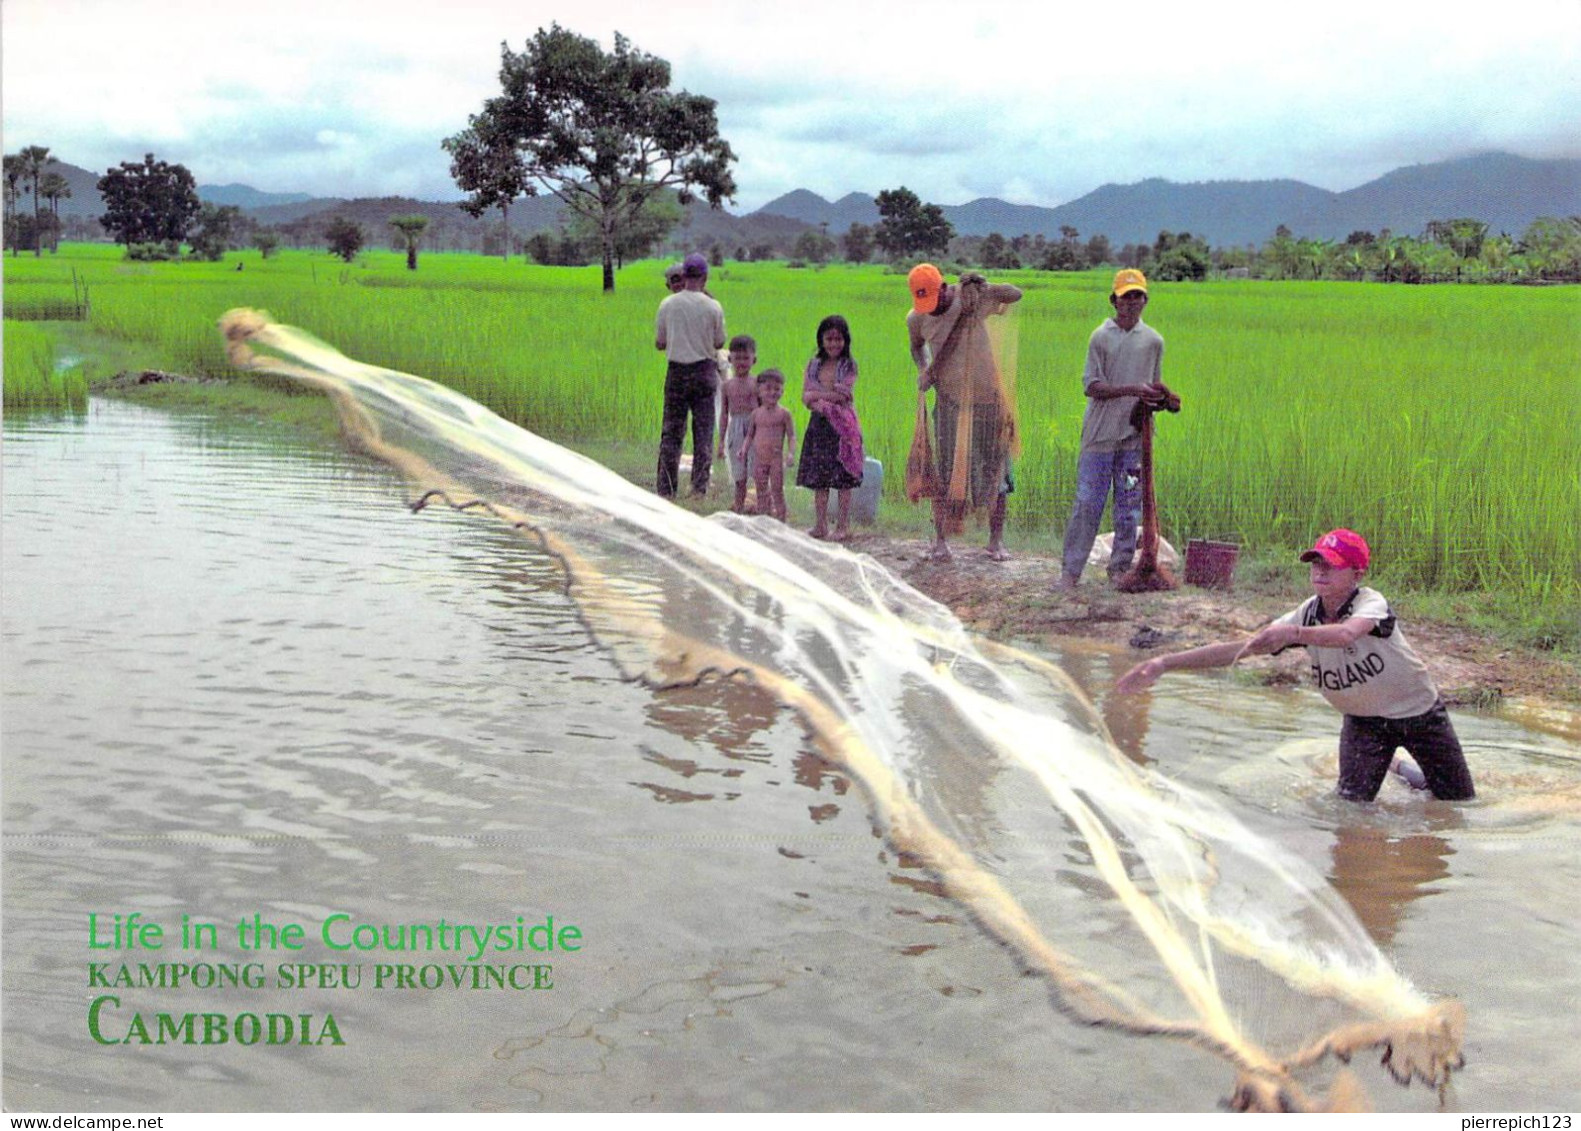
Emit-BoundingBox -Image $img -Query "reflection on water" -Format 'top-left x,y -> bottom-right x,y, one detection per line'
4,400 -> 1580,1111
1328,825 -> 1453,947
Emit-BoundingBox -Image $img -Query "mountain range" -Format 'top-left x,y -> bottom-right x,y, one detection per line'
754,153 -> 1581,246
29,151 -> 1581,250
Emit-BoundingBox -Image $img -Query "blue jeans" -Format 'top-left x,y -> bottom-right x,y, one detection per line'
1060,447 -> 1142,580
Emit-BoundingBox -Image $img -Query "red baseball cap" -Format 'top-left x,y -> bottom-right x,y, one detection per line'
1300,528 -> 1370,570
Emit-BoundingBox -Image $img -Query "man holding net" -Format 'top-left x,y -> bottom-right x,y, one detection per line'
906,264 -> 1022,562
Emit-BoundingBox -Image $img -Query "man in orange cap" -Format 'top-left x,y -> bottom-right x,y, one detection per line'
906,262 -> 1023,562
1058,268 -> 1170,588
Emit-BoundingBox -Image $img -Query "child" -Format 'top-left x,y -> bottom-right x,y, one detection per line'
740,369 -> 796,523
715,334 -> 760,514
794,314 -> 864,542
1115,528 -> 1475,802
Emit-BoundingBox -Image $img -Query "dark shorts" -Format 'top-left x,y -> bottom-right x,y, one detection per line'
1337,699 -> 1475,802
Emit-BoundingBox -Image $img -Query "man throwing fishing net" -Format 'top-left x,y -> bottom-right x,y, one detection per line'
906,264 -> 1022,562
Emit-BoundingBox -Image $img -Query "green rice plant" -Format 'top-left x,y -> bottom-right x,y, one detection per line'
20,244 -> 1580,615
3,320 -> 86,410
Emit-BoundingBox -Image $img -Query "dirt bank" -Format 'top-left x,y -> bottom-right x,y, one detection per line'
846,533 -> 1580,712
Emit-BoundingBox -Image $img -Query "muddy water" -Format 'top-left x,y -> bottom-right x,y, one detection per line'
3,399 -> 1577,1112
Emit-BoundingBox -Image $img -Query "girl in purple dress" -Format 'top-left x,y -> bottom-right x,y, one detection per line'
795,315 -> 864,541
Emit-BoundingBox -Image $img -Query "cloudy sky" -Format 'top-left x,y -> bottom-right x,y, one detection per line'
4,0 -> 1578,213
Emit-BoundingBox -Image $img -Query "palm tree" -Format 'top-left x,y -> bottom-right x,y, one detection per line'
19,145 -> 53,257
388,214 -> 429,270
1377,239 -> 1399,283
1297,238 -> 1333,280
39,171 -> 70,253
3,154 -> 24,256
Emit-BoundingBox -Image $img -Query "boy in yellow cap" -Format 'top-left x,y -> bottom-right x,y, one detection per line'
1058,268 -> 1170,587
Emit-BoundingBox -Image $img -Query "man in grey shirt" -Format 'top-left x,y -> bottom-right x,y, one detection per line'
654,253 -> 725,497
1059,268 -> 1169,587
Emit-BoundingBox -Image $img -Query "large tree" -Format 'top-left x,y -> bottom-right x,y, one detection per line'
842,222 -> 873,264
188,203 -> 244,261
446,24 -> 736,291
873,187 -> 952,260
442,108 -> 532,262
324,216 -> 365,263
97,153 -> 201,251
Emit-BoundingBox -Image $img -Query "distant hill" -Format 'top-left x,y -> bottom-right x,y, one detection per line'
1321,152 -> 1581,241
1042,177 -> 1340,247
755,152 -> 1581,246
21,151 -> 1580,252
754,189 -> 880,232
21,162 -> 325,220
661,201 -> 815,256
31,160 -> 105,219
197,184 -> 315,209
257,194 -> 565,231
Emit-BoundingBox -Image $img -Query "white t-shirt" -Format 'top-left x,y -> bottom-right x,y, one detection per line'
656,291 -> 725,365
1273,587 -> 1440,718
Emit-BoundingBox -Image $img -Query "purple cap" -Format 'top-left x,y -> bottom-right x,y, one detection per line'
682,253 -> 709,279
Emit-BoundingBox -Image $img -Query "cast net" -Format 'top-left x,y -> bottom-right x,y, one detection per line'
220,309 -> 1464,1111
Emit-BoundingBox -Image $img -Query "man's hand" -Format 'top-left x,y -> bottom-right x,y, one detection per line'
1115,658 -> 1165,694
957,275 -> 985,316
917,367 -> 935,392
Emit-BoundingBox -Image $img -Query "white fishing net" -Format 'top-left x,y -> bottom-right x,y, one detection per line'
221,309 -> 1464,1111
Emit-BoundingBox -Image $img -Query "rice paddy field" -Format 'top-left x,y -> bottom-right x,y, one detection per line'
5,243 -> 1578,632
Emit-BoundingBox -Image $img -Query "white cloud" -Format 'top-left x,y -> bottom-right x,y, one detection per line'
3,0 -> 1577,209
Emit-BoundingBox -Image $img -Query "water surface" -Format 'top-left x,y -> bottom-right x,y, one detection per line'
3,399 -> 1576,1111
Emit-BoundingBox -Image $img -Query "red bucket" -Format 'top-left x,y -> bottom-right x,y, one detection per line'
1184,540 -> 1240,588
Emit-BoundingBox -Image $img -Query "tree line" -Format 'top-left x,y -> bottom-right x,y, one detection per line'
3,146 -> 71,256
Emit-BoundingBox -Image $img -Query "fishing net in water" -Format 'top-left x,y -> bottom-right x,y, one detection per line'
220,309 -> 1464,1112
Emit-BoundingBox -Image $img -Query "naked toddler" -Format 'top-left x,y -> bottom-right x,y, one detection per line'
740,369 -> 796,522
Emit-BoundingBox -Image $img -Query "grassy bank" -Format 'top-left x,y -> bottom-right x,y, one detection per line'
2,320 -> 88,410
4,243 -> 1576,646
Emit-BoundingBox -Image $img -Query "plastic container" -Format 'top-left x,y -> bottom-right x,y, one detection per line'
1184,540 -> 1240,588
852,458 -> 883,524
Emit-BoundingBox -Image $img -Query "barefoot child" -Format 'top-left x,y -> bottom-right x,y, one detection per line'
1115,528 -> 1475,802
715,335 -> 760,513
740,369 -> 796,522
795,315 -> 864,542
